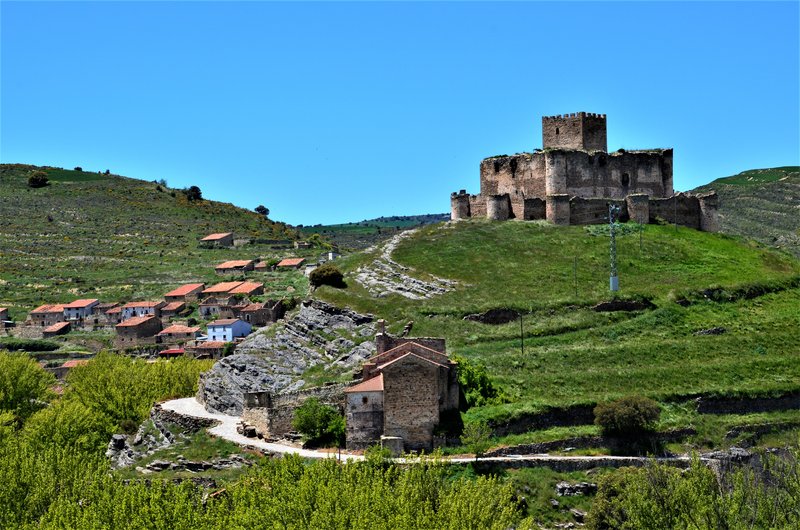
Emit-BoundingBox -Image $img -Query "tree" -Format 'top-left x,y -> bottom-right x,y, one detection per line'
181,185 -> 203,201
73,166 -> 82,172
594,395 -> 660,436
0,352 -> 55,420
461,420 -> 493,459
254,205 -> 270,218
27,171 -> 49,189
292,397 -> 345,447
309,263 -> 345,288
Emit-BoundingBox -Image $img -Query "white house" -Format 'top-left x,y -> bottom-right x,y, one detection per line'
63,299 -> 100,320
121,301 -> 166,321
206,319 -> 252,342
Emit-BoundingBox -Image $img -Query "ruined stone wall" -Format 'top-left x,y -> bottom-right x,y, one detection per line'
649,194 -> 702,230
345,390 -> 384,450
523,198 -> 546,220
375,335 -> 446,355
468,194 -> 486,218
242,384 -> 346,439
479,154 -> 547,198
569,198 -> 626,226
382,358 -> 440,451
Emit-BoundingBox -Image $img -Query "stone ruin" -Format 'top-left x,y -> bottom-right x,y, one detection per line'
450,112 -> 719,231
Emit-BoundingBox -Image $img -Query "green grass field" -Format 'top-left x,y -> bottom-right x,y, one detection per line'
316,219 -> 800,427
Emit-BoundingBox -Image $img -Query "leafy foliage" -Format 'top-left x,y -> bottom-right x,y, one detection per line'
0,352 -> 55,419
292,397 -> 345,447
461,420 -> 493,459
254,204 -> 269,218
594,395 -> 661,436
181,185 -> 203,201
452,355 -> 504,408
309,263 -> 346,288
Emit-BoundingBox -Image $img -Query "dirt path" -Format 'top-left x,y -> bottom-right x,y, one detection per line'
161,398 -> 703,470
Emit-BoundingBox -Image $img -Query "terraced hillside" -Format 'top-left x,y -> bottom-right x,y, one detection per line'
693,166 -> 800,257
315,219 -> 800,448
0,164 -> 309,319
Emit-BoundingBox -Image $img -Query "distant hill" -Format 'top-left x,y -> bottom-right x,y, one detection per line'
300,213 -> 449,250
0,164 -> 307,318
692,166 -> 800,257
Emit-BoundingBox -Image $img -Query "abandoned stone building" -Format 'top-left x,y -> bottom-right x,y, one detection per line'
239,321 -> 460,453
451,112 -> 718,231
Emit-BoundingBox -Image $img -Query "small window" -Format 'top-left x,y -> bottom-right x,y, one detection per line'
621,173 -> 630,187
362,396 -> 369,404
555,127 -> 560,135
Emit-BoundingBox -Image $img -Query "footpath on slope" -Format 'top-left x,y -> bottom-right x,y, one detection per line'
161,398 -> 704,470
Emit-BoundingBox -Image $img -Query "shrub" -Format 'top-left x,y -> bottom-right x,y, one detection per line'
254,205 -> 269,218
73,166 -> 82,172
0,352 -> 55,419
292,397 -> 345,447
594,395 -> 660,436
309,263 -> 345,288
461,420 -> 493,459
181,185 -> 203,201
27,171 -> 49,188
452,355 -> 504,408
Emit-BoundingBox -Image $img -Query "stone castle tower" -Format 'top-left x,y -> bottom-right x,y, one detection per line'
450,111 -> 718,231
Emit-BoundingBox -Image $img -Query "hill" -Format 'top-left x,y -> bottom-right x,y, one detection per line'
299,213 -> 449,250
314,219 -> 800,445
693,166 -> 800,257
0,164 -> 309,319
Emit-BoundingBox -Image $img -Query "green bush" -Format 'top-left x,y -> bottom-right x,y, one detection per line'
291,397 -> 345,447
461,420 -> 493,459
452,355 -> 504,408
0,338 -> 60,352
27,171 -> 50,188
0,352 -> 55,419
594,395 -> 660,436
309,263 -> 345,288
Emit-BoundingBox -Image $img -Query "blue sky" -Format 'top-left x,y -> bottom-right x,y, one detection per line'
2,1 -> 798,225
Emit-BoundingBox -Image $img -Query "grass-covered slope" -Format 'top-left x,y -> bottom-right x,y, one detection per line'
693,166 -> 800,257
317,219 -> 800,424
0,164 -> 306,318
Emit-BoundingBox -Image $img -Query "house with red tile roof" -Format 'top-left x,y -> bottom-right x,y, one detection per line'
228,281 -> 264,296
121,301 -> 166,321
200,232 -> 234,248
29,304 -> 66,327
239,299 -> 286,327
164,283 -> 206,302
104,305 -> 123,325
344,324 -> 459,452
115,315 -> 163,347
160,301 -> 187,320
158,348 -> 185,357
186,340 -> 227,359
157,324 -> 201,344
63,299 -> 100,320
202,281 -> 245,296
215,260 -> 256,275
43,321 -> 71,338
276,257 -> 306,269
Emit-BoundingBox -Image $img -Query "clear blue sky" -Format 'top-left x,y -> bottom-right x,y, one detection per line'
2,1 -> 798,225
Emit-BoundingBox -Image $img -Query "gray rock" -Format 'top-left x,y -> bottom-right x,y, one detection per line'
198,300 -> 376,415
556,481 -> 597,496
147,460 -> 172,471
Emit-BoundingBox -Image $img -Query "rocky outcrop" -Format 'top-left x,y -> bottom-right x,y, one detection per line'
198,300 -> 376,415
355,230 -> 457,299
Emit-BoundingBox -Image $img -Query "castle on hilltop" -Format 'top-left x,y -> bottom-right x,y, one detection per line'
451,112 -> 718,231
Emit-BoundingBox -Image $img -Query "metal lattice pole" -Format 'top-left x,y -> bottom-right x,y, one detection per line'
609,204 -> 620,292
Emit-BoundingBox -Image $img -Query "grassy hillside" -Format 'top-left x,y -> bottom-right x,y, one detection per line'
316,219 -> 800,433
0,164 -> 310,319
693,166 -> 800,257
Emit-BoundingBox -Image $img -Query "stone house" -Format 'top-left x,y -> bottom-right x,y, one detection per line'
115,315 -> 163,347
157,324 -> 201,346
200,232 -> 234,248
160,301 -> 186,321
29,304 -> 66,327
239,299 -> 286,327
63,299 -> 99,321
345,324 -> 459,452
164,283 -> 206,303
277,257 -> 305,269
207,319 -> 252,342
215,260 -> 255,275
186,340 -> 227,359
228,281 -> 264,296
201,281 -> 246,298
121,301 -> 165,321
199,296 -> 226,319
104,306 -> 123,325
43,321 -> 71,338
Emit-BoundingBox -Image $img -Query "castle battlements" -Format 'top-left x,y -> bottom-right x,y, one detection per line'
449,112 -> 718,231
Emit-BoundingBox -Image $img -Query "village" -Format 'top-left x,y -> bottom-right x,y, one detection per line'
1,231 -> 339,368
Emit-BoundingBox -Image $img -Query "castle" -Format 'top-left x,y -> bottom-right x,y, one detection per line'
450,112 -> 719,231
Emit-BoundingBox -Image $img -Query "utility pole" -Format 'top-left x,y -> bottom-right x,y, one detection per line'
519,312 -> 524,356
609,204 -> 620,292
573,256 -> 578,298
